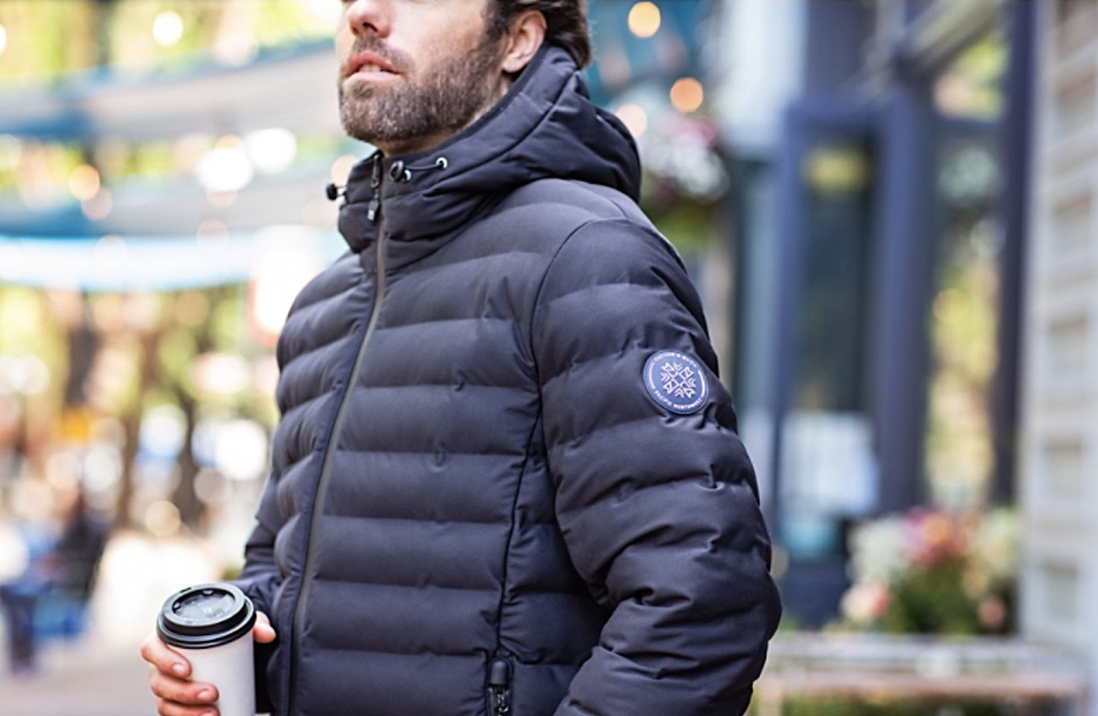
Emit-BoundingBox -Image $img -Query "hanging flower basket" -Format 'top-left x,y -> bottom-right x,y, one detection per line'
838,506 -> 1019,636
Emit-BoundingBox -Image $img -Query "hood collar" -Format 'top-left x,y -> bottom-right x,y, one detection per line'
337,45 -> 641,265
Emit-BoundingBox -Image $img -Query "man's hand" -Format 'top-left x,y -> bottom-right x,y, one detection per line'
141,611 -> 277,716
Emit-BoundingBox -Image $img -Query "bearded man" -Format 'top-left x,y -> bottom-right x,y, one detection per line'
142,2 -> 781,715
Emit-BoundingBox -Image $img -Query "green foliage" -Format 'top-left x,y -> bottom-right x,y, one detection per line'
157,327 -> 199,389
0,288 -> 67,391
883,562 -> 981,635
937,30 -> 1006,120
0,1 -> 98,83
127,141 -> 178,179
645,199 -> 720,258
252,2 -> 333,46
0,1 -> 332,86
207,290 -> 247,351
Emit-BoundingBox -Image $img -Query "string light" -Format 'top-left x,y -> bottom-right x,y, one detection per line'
628,2 -> 661,39
152,11 -> 184,48
670,77 -> 705,114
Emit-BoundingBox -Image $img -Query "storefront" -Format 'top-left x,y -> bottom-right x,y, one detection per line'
726,0 -> 1031,625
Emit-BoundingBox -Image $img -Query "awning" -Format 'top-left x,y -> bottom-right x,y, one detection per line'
0,227 -> 346,292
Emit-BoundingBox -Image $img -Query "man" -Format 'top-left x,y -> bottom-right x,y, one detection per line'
142,1 -> 781,715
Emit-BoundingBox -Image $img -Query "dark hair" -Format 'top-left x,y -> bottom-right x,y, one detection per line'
488,0 -> 592,69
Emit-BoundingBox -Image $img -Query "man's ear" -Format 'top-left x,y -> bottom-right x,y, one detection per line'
500,10 -> 546,74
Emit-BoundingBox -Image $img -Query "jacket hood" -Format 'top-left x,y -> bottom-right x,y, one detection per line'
337,44 -> 641,263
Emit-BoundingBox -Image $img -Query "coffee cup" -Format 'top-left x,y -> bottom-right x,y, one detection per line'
156,582 -> 257,716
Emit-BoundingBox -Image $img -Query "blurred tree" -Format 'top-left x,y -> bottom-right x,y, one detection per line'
0,2 -> 327,535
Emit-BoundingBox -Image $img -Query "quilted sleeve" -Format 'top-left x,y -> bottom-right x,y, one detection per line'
532,218 -> 782,716
233,468 -> 286,713
236,474 -> 284,620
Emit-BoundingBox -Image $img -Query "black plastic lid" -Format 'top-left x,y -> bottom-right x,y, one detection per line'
156,583 -> 256,650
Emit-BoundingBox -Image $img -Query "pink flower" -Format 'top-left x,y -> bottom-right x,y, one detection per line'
978,597 -> 1007,631
841,580 -> 891,625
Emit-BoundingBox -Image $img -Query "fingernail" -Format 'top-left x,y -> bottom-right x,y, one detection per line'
198,689 -> 215,702
171,663 -> 187,676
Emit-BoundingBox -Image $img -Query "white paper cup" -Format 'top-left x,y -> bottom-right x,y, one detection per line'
156,583 -> 257,716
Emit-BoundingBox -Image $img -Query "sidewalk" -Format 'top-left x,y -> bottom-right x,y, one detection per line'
0,639 -> 152,716
1,532 -> 224,716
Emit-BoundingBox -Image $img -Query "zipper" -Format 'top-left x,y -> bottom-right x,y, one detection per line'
287,154 -> 386,714
488,657 -> 512,716
367,154 -> 382,222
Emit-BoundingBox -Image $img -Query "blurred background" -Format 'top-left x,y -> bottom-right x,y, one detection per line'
0,1 -> 1092,714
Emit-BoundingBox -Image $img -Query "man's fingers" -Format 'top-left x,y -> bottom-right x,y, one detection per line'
143,630 -> 218,716
143,608 -> 270,715
155,694 -> 220,716
140,632 -> 190,678
149,665 -> 219,708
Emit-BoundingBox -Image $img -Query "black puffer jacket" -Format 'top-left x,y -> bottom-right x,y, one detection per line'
238,45 -> 780,716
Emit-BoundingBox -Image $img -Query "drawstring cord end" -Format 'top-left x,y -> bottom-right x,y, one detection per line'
389,156 -> 449,183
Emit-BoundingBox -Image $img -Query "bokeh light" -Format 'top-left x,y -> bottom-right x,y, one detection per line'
213,419 -> 269,482
83,444 -> 125,502
69,164 -> 102,200
628,2 -> 662,38
152,11 -> 184,48
206,189 -> 239,208
175,133 -> 213,172
191,353 -> 251,397
245,128 -> 298,174
140,404 -> 187,460
615,103 -> 649,139
81,188 -> 114,220
174,291 -> 211,327
670,77 -> 705,114
0,355 -> 50,396
195,469 -> 227,505
145,500 -> 183,537
196,218 -> 231,241
196,135 -> 253,193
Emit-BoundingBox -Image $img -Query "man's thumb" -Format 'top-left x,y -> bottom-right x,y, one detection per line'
254,611 -> 277,643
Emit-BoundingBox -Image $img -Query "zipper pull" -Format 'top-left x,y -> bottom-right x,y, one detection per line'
488,658 -> 512,716
367,154 -> 382,223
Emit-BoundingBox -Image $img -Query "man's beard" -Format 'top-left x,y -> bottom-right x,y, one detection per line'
339,35 -> 504,153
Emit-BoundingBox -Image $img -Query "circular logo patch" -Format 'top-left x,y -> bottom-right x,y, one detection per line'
643,350 -> 708,415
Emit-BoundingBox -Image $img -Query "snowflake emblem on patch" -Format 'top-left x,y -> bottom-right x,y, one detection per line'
643,350 -> 709,415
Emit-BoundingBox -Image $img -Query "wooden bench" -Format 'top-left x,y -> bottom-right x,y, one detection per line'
755,632 -> 1090,715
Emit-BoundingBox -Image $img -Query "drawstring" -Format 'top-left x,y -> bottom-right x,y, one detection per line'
325,155 -> 448,202
389,156 -> 449,183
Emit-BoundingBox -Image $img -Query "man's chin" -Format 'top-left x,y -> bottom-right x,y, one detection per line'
340,122 -> 381,147
339,101 -> 383,145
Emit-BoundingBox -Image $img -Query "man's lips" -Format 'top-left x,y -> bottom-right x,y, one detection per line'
346,51 -> 400,78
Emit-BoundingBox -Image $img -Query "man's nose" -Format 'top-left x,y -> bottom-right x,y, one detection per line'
345,0 -> 391,38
